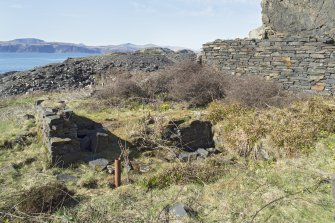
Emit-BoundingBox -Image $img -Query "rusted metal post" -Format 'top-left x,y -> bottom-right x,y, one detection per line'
114,159 -> 121,188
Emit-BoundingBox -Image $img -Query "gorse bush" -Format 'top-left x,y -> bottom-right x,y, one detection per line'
208,97 -> 335,158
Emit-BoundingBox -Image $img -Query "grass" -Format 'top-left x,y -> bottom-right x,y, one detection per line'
0,91 -> 334,222
208,97 -> 335,159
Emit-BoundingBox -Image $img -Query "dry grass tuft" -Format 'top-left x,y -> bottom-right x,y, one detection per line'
16,183 -> 75,214
208,97 -> 335,158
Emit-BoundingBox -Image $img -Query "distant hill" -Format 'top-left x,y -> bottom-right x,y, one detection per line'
0,38 -> 188,53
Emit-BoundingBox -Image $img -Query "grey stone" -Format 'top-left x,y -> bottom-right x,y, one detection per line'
57,174 -> 78,183
207,148 -> 220,155
178,152 -> 198,162
196,148 -> 209,158
261,0 -> 335,39
89,158 -> 109,171
169,203 -> 189,219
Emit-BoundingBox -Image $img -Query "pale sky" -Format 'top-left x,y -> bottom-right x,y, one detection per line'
0,0 -> 262,49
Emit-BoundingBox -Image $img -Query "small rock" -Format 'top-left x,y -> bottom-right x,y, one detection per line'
196,148 -> 209,158
139,165 -> 150,173
178,152 -> 198,162
89,158 -> 109,171
57,174 -> 78,183
207,148 -> 220,155
169,203 -> 189,219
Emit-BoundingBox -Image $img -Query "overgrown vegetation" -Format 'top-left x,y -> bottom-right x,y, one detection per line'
208,97 -> 335,158
94,62 -> 294,108
1,65 -> 335,222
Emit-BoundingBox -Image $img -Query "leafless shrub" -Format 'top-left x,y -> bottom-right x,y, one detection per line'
166,62 -> 227,106
140,72 -> 173,100
225,75 -> 294,108
98,78 -> 147,99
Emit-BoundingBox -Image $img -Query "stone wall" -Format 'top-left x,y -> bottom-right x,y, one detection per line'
35,99 -> 109,167
202,37 -> 335,94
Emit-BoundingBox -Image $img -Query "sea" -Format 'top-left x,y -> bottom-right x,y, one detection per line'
0,53 -> 97,74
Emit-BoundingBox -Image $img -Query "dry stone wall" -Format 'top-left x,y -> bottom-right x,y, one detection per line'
35,99 -> 109,167
202,37 -> 335,95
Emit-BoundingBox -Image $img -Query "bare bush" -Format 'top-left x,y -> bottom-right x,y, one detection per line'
166,62 -> 227,106
94,62 -> 304,108
140,72 -> 173,100
95,78 -> 147,100
225,76 -> 289,108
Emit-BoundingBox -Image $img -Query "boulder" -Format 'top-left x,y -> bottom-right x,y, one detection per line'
261,0 -> 335,38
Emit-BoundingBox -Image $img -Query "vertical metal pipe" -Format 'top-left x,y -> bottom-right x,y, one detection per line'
115,159 -> 121,187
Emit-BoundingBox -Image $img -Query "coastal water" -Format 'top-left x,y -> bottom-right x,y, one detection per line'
0,53 -> 97,74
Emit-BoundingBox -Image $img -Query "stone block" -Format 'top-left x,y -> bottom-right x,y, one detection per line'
311,83 -> 325,92
310,54 -> 326,59
48,137 -> 82,166
45,115 -> 62,125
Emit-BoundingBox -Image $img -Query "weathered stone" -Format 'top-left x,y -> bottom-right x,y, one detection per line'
261,0 -> 335,38
49,138 -> 82,166
196,148 -> 209,158
178,152 -> 198,162
89,158 -> 109,171
168,203 -> 190,219
311,83 -> 326,92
